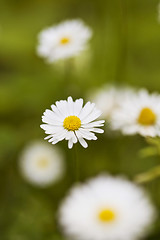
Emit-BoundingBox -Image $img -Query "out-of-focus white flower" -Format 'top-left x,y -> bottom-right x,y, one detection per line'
41,96 -> 105,149
59,175 -> 155,240
19,141 -> 64,187
111,89 -> 160,137
37,19 -> 92,63
90,85 -> 135,120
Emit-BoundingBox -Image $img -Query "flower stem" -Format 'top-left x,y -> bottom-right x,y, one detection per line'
134,165 -> 160,184
73,144 -> 79,182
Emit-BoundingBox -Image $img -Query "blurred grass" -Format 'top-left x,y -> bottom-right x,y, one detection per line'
0,0 -> 160,239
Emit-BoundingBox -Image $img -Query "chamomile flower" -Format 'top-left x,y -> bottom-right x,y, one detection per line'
37,19 -> 92,63
19,141 -> 64,187
111,89 -> 160,137
59,175 -> 155,240
41,97 -> 105,149
90,85 -> 135,120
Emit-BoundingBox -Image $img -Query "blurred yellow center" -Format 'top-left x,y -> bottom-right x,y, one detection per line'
98,209 -> 115,222
63,116 -> 81,131
60,37 -> 70,45
37,158 -> 49,169
138,107 -> 156,125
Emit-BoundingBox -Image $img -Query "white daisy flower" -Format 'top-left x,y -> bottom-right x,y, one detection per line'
90,85 -> 135,120
111,89 -> 160,137
19,141 -> 64,187
37,19 -> 92,63
59,175 -> 155,240
40,97 -> 105,149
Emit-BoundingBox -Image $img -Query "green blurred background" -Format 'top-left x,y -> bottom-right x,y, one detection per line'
0,0 -> 160,239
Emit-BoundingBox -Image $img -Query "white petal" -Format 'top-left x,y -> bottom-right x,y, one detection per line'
40,124 -> 63,134
56,101 -> 67,117
50,129 -> 67,140
44,109 -> 62,121
76,129 -> 88,147
78,102 -> 95,120
50,130 -> 67,144
81,108 -> 102,124
82,120 -> 105,128
68,139 -> 73,149
86,128 -> 104,133
78,128 -> 97,140
51,139 -> 60,144
70,131 -> 78,143
67,96 -> 74,115
51,103 -> 66,119
74,98 -> 83,116
65,131 -> 72,140
78,137 -> 88,148
57,100 -> 68,116
42,116 -> 62,125
68,96 -> 73,102
44,135 -> 52,140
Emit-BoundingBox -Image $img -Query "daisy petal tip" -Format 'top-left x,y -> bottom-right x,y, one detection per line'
79,138 -> 88,148
40,124 -> 45,129
68,144 -> 73,149
68,140 -> 73,149
68,96 -> 73,102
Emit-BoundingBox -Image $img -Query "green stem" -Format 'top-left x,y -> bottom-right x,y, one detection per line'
73,144 -> 79,182
134,165 -> 160,184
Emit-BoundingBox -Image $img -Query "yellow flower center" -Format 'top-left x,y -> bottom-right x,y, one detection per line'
98,209 -> 115,222
37,158 -> 49,169
63,116 -> 81,131
60,37 -> 70,45
138,107 -> 156,125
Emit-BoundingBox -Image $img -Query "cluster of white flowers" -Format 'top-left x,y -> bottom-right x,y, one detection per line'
19,16 -> 159,240
91,86 -> 160,137
37,89 -> 159,239
59,175 -> 155,240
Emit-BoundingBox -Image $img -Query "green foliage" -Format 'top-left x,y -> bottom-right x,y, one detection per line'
0,0 -> 160,239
